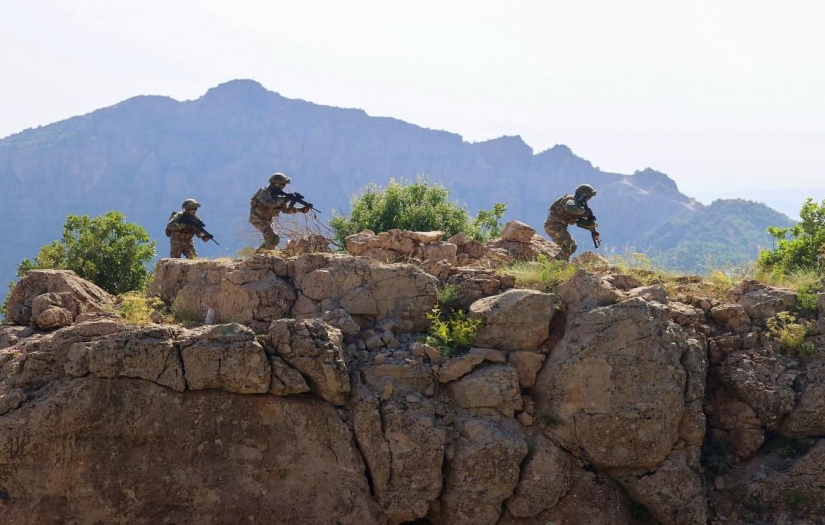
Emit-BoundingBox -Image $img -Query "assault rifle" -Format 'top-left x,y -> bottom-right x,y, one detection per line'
271,187 -> 322,214
179,214 -> 220,245
575,198 -> 601,249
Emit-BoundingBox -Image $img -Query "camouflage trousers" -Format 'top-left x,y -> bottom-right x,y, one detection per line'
170,233 -> 197,259
543,216 -> 577,260
249,212 -> 280,250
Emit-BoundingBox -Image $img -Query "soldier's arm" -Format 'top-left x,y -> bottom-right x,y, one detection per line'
563,198 -> 588,217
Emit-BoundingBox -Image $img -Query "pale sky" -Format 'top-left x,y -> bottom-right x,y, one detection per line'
2,0 -> 823,218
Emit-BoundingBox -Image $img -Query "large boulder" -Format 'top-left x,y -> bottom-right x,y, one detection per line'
350,384 -> 446,525
504,434 -> 576,518
431,417 -> 527,525
533,298 -> 689,469
266,318 -> 350,406
5,270 -> 114,327
0,378 -> 381,525
779,359 -> 825,437
469,289 -> 555,351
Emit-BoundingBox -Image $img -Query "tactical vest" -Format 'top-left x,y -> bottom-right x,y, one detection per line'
549,194 -> 583,225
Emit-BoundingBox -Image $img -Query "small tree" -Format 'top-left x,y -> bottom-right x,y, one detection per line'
757,198 -> 825,277
15,211 -> 156,295
329,177 -> 506,247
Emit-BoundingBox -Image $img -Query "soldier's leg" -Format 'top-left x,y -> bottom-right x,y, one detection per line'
170,237 -> 184,258
250,215 -> 279,250
545,222 -> 577,260
182,240 -> 198,259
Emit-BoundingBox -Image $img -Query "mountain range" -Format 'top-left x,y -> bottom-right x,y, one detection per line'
0,79 -> 794,289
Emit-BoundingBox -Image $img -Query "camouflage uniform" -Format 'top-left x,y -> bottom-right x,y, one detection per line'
249,173 -> 307,250
166,199 -> 210,259
543,184 -> 597,260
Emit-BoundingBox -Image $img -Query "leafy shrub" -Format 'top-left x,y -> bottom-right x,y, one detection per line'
424,306 -> 482,358
329,177 -> 506,247
766,312 -> 814,352
436,284 -> 461,311
795,284 -> 820,314
14,211 -> 155,295
758,198 -> 825,277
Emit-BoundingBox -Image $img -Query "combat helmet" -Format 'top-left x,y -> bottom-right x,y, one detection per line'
182,198 -> 201,210
574,184 -> 597,200
269,172 -> 291,185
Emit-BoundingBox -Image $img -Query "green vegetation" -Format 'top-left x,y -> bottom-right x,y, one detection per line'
114,292 -> 170,325
766,312 -> 814,354
503,254 -> 576,293
424,306 -> 482,358
701,438 -> 734,475
15,211 -> 155,295
758,198 -> 825,278
436,284 -> 461,311
785,488 -> 805,510
329,177 -> 506,247
2,211 -> 155,317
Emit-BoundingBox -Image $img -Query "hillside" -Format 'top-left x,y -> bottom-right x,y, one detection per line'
0,79 -> 794,288
638,199 -> 795,272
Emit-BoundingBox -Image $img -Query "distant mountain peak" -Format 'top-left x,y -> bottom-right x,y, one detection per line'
201,79 -> 278,105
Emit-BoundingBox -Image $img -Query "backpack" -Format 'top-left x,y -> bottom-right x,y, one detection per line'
164,211 -> 177,237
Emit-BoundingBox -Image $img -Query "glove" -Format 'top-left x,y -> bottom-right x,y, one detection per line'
300,206 -> 311,214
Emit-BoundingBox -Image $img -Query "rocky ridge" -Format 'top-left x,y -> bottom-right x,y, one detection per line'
1,226 -> 824,524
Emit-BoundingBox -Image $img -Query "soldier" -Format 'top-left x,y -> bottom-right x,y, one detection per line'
249,172 -> 310,251
165,199 -> 213,259
543,184 -> 599,260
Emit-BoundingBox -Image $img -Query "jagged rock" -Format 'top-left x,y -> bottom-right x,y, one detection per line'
432,417 -> 527,525
436,348 -> 506,383
626,284 -> 668,304
710,303 -> 751,332
556,269 -> 621,312
293,253 -> 438,332
679,400 -> 708,446
736,285 -> 798,325
504,434 -> 575,517
469,289 -> 555,351
6,269 -> 114,327
487,232 -> 561,262
180,324 -> 271,394
609,449 -> 707,525
669,301 -> 704,327
507,351 -> 546,389
780,360 -> 825,437
447,364 -> 523,416
500,220 -> 537,243
269,355 -> 310,396
350,383 -> 445,524
534,298 -> 688,469
321,307 -> 361,336
499,467 -> 635,525
703,388 -> 765,458
0,378 -> 381,524
681,337 -> 708,403
30,293 -> 74,330
149,258 -> 296,331
361,360 -> 435,396
66,326 -> 185,392
0,386 -> 26,416
0,325 -> 35,351
604,273 -> 643,291
282,233 -> 332,256
266,318 -> 350,406
718,349 -> 796,430
443,268 -> 516,310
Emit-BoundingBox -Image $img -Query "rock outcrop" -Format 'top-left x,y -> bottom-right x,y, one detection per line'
2,250 -> 824,525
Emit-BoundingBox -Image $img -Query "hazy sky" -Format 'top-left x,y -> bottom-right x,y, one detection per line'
2,0 -> 823,218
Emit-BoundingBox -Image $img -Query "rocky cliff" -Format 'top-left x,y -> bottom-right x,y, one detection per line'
1,230 -> 824,524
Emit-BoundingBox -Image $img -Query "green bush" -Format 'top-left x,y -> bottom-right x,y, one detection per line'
14,211 -> 156,296
329,177 -> 506,247
758,198 -> 825,277
424,306 -> 482,358
766,312 -> 814,353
